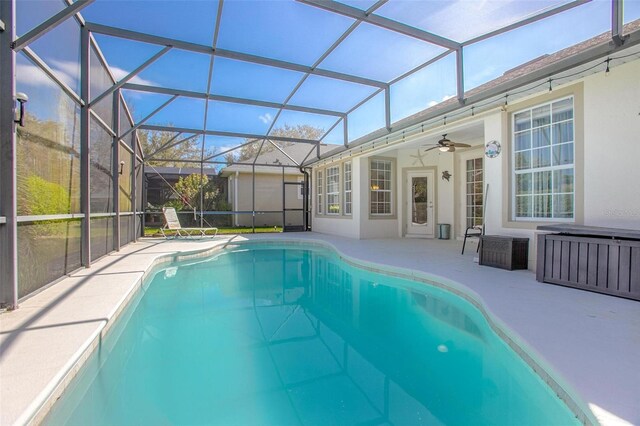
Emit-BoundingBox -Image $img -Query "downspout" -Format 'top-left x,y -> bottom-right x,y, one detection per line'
300,166 -> 310,231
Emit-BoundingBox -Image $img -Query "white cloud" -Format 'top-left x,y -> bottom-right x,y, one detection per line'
258,113 -> 272,124
49,60 -> 78,88
17,59 -> 77,90
109,66 -> 157,86
427,94 -> 455,108
16,62 -> 59,89
50,59 -> 157,86
16,59 -> 156,92
424,0 -> 522,41
216,145 -> 240,154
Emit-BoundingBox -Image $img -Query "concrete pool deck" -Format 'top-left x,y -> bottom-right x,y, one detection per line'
0,233 -> 638,425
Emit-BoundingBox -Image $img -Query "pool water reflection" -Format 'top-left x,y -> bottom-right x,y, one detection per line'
46,243 -> 578,425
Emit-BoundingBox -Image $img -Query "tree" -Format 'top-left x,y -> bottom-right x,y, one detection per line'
272,124 -> 324,141
224,151 -> 236,166
229,124 -> 324,163
139,130 -> 214,168
174,173 -> 209,209
171,173 -> 229,212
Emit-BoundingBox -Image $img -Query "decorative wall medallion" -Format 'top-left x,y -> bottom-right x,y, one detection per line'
485,140 -> 501,158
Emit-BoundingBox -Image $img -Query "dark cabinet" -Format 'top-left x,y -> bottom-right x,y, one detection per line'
536,225 -> 640,301
479,236 -> 529,270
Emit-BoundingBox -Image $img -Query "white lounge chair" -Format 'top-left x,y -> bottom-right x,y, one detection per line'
161,207 -> 218,238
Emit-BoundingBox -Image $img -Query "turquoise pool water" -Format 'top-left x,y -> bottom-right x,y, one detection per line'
46,243 -> 579,425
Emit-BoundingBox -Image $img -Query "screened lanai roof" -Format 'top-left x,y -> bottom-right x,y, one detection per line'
15,0 -> 640,171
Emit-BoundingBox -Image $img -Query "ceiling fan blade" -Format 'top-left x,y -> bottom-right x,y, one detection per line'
452,142 -> 471,148
423,146 -> 439,152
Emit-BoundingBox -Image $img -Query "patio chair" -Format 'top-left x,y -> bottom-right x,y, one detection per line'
161,207 -> 218,238
461,225 -> 483,255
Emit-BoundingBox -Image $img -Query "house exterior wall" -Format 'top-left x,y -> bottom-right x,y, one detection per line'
311,58 -> 640,269
360,155 -> 399,239
484,59 -> 640,269
312,158 -> 361,239
230,172 -> 304,227
582,59 -> 640,228
395,148 -> 458,239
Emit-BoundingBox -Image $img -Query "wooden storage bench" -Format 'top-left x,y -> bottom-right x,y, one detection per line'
536,225 -> 640,301
479,235 -> 529,270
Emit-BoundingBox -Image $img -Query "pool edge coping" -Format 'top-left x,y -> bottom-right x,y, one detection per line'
27,236 -> 597,426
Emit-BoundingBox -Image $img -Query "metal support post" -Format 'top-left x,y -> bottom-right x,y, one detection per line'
282,166 -> 285,230
131,131 -> 137,242
0,0 -> 18,308
384,86 -> 391,131
302,171 -> 307,231
306,169 -> 311,231
141,159 -> 147,236
113,88 -> 121,250
612,0 -> 626,46
80,26 -> 91,266
198,149 -> 205,229
456,47 -> 465,104
343,116 -> 348,147
252,163 -> 256,233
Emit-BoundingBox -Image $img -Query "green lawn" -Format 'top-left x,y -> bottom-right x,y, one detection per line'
144,226 -> 283,237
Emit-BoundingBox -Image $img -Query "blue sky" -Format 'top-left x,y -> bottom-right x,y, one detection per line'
15,0 -> 640,152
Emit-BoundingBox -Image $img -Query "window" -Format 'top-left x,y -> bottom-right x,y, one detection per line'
326,166 -> 340,215
513,97 -> 574,220
344,162 -> 352,215
370,159 -> 392,215
466,158 -> 483,227
297,177 -> 304,200
317,170 -> 323,214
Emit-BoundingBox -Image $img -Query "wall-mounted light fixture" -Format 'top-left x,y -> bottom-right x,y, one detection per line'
119,160 -> 125,175
14,92 -> 28,127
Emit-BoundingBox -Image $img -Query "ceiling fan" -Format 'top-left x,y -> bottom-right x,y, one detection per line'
422,134 -> 471,153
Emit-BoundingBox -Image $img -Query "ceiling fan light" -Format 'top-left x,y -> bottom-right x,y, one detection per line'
439,146 -> 449,152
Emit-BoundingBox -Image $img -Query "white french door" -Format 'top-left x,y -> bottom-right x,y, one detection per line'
406,170 -> 435,237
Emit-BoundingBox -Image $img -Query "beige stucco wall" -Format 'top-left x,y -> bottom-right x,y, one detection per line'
582,59 -> 640,228
311,58 -> 640,269
312,158 -> 362,239
230,172 -> 304,227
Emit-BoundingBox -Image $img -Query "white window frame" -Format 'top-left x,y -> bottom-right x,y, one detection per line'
343,161 -> 352,216
326,165 -> 340,215
511,96 -> 575,222
317,170 -> 323,214
370,159 -> 393,216
466,157 -> 483,228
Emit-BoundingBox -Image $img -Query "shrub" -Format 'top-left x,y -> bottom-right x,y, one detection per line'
20,175 -> 71,215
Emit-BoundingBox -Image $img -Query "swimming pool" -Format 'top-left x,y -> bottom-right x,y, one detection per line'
45,242 -> 580,425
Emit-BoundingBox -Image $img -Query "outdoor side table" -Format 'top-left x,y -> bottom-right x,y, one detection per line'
479,235 -> 529,270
